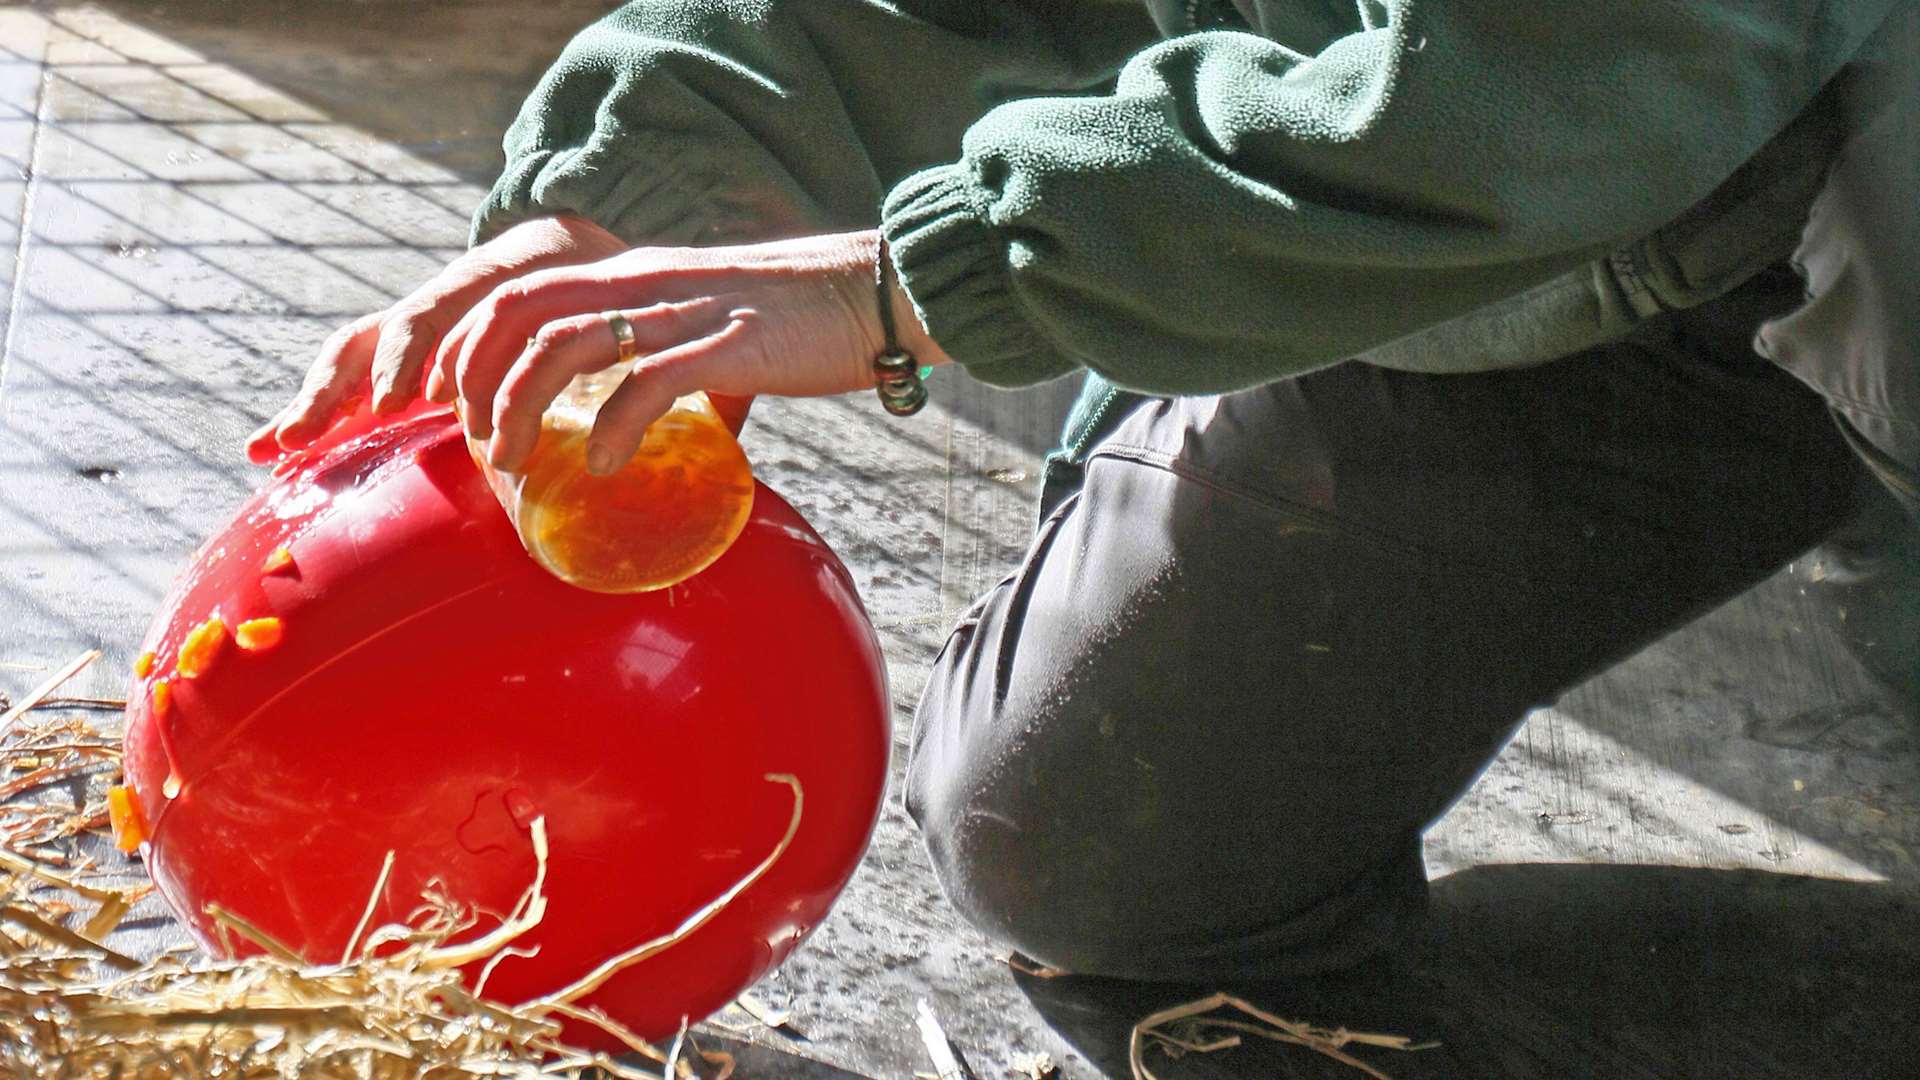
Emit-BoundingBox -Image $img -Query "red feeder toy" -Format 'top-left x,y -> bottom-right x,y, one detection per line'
120,404 -> 891,1045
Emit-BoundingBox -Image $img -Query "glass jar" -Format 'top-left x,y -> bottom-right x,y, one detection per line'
467,369 -> 755,593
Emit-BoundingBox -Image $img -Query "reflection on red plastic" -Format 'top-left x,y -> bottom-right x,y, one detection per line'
122,404 -> 890,1045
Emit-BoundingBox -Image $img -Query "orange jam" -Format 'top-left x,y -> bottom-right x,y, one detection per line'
107,785 -> 148,852
235,617 -> 284,652
176,617 -> 229,679
261,546 -> 296,575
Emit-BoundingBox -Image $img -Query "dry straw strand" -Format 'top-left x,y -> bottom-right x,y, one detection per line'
1128,992 -> 1439,1080
2,695 -> 803,1079
0,649 -> 100,738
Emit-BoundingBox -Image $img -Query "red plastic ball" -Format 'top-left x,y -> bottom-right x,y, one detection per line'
121,405 -> 890,1045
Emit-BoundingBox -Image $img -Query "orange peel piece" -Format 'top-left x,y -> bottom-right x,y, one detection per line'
175,617 -> 229,679
132,650 -> 155,678
107,785 -> 149,852
262,546 -> 297,576
235,617 -> 284,652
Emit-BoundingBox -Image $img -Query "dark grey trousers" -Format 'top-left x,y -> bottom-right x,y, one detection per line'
903,267 -> 1871,981
904,14 -> 1917,978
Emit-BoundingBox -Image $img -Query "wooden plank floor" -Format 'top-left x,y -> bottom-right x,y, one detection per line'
2,5 -> 1914,1077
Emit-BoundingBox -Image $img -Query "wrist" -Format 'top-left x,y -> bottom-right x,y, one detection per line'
867,233 -> 934,417
880,238 -> 953,370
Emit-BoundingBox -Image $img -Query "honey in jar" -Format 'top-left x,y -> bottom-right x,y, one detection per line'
470,380 -> 754,593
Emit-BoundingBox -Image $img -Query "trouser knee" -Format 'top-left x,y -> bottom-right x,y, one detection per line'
906,341 -> 1860,979
906,632 -> 1433,980
902,481 -> 1449,980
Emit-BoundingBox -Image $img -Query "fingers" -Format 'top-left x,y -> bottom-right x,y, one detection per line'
406,230 -> 887,473
431,250 -> 725,425
586,315 -> 758,475
438,271 -> 608,437
380,256 -> 551,413
367,304 -> 444,414
485,299 -> 722,472
250,215 -> 633,462
244,422 -> 285,465
246,313 -> 382,462
375,220 -> 624,411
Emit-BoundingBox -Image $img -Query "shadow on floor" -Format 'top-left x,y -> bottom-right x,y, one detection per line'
1017,863 -> 1920,1079
932,364 -> 1087,459
91,0 -> 616,183
689,1033 -> 876,1080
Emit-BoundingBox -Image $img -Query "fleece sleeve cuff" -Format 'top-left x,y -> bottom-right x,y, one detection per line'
881,165 -> 1082,389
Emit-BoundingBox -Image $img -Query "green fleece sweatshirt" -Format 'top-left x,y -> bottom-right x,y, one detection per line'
473,0 -> 1899,396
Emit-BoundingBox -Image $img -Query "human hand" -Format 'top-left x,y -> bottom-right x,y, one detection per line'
425,228 -> 948,477
246,215 -> 629,463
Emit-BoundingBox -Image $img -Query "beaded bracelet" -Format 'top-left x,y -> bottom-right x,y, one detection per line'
873,238 -> 929,417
